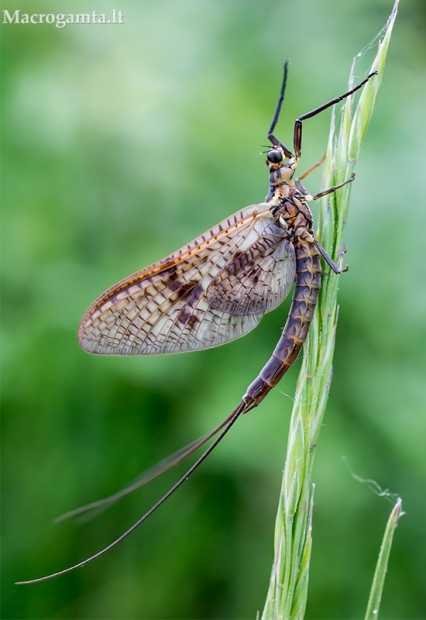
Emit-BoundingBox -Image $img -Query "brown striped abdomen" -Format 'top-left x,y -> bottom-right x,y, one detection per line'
243,235 -> 321,409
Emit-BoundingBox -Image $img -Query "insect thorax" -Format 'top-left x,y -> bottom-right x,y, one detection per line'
268,188 -> 314,234
269,163 -> 295,188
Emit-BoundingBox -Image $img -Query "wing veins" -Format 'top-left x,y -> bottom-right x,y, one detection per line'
80,208 -> 269,327
78,203 -> 278,355
130,212 -> 264,353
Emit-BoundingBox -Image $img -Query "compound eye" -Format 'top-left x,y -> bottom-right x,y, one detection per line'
266,149 -> 283,164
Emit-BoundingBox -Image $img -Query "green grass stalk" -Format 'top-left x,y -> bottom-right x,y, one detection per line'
261,2 -> 399,618
365,498 -> 403,620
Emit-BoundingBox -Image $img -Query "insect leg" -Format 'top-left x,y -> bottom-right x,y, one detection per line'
267,60 -> 289,137
267,60 -> 294,157
297,153 -> 326,181
312,239 -> 341,274
295,153 -> 326,194
310,172 -> 355,201
293,71 -> 378,157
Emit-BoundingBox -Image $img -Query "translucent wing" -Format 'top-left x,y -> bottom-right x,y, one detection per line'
78,204 -> 295,356
206,223 -> 296,315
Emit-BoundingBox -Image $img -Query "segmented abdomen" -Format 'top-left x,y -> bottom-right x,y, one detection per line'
243,235 -> 321,408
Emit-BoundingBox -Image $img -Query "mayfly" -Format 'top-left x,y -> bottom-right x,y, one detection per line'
18,64 -> 377,584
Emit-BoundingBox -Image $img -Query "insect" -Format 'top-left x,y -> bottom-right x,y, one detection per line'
18,63 -> 376,584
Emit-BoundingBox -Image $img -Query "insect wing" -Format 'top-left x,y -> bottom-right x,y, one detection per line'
206,223 -> 296,315
78,203 -> 293,356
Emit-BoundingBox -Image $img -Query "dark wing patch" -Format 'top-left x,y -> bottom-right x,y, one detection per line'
206,224 -> 296,315
78,202 -> 276,355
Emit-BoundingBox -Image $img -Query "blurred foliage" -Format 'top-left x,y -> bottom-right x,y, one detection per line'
2,0 -> 426,618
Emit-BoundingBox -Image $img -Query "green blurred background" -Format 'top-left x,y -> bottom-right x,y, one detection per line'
2,0 -> 425,618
